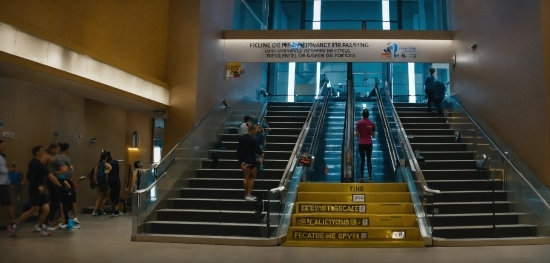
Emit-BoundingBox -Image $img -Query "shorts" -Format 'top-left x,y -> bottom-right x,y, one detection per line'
241,161 -> 258,169
97,178 -> 110,193
28,191 -> 48,207
0,185 -> 12,206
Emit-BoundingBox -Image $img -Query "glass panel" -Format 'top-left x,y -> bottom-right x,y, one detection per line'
233,0 -> 449,31
132,97 -> 263,235
444,97 -> 550,236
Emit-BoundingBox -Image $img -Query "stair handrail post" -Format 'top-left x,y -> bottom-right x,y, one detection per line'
343,62 -> 355,181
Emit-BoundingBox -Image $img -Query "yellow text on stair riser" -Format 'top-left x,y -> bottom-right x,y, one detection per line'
299,204 -> 366,213
293,232 -> 368,240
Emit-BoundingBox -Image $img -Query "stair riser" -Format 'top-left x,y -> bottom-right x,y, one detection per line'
157,211 -> 265,224
402,123 -> 450,129
196,169 -> 283,179
264,122 -> 305,129
429,214 -> 519,227
266,111 -> 310,117
147,222 -> 275,238
430,192 -> 507,202
427,181 -> 504,191
422,170 -> 491,180
189,179 -> 279,189
428,203 -> 510,214
404,130 -> 455,136
265,117 -> 307,123
267,107 -> 311,112
167,199 -> 281,212
408,137 -> 456,143
410,144 -> 467,152
202,160 -> 288,169
420,152 -> 475,160
181,189 -> 268,199
419,161 -> 477,170
211,151 -> 291,160
400,118 -> 448,124
223,143 -> 296,151
221,134 -> 299,143
433,226 -> 537,239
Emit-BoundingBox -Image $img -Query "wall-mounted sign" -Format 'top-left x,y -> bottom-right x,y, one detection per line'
224,39 -> 452,63
226,62 -> 242,78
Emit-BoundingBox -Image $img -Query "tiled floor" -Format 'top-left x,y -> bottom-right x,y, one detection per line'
1,215 -> 549,263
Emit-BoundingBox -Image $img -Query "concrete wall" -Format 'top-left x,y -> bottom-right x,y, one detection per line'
0,77 -> 153,226
449,0 -> 550,187
164,0 -> 264,152
0,0 -> 169,83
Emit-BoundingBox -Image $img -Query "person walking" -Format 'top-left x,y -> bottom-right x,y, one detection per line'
254,125 -> 266,170
54,143 -> 76,229
107,152 -> 123,216
9,146 -> 62,236
356,109 -> 376,183
424,68 -> 436,112
0,139 -> 17,232
433,80 -> 446,117
238,115 -> 251,135
92,152 -> 111,216
237,125 -> 263,201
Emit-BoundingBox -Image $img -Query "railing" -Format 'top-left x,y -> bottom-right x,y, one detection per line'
132,97 -> 262,236
266,83 -> 329,238
308,85 -> 331,179
381,84 -> 439,241
446,96 -> 550,237
304,19 -> 399,30
372,80 -> 400,175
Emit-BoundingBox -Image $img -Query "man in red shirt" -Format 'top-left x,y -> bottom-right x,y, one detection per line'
356,109 -> 376,182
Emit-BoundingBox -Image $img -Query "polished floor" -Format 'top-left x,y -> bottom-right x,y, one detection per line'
0,215 -> 549,263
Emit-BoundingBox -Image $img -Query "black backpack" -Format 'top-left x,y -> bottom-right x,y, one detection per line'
88,163 -> 99,189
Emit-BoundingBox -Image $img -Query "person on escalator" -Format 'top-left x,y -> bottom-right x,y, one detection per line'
424,68 -> 436,112
356,109 -> 376,183
237,125 -> 264,201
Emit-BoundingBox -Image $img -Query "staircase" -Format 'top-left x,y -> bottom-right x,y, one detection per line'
283,183 -> 424,247
394,102 -> 538,239
144,102 -> 312,238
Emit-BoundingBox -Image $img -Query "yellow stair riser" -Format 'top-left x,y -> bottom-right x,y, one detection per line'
283,240 -> 425,248
287,226 -> 420,241
299,183 -> 408,193
298,192 -> 411,202
295,202 -> 414,214
292,214 -> 417,227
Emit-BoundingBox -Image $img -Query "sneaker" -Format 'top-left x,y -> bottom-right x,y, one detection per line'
58,223 -> 69,229
360,178 -> 364,182
39,228 -> 52,236
368,177 -> 373,183
73,217 -> 81,224
259,165 -> 264,170
99,209 -> 106,216
34,224 -> 41,232
92,211 -> 98,216
244,195 -> 256,201
70,225 -> 81,230
112,210 -> 120,217
7,225 -> 16,237
43,224 -> 56,231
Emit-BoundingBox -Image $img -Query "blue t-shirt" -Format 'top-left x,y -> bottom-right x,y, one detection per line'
434,81 -> 446,99
424,75 -> 435,91
261,123 -> 270,136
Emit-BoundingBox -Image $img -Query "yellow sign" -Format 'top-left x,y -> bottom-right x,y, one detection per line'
299,204 -> 366,213
226,62 -> 242,78
293,231 -> 368,240
297,218 -> 369,226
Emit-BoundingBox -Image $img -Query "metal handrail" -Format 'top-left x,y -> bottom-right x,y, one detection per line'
309,83 -> 331,168
383,85 -> 439,195
373,82 -> 399,173
451,97 -> 550,211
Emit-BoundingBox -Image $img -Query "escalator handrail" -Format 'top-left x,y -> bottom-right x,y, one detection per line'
383,85 -> 440,195
451,96 -> 550,211
309,83 -> 331,165
373,82 -> 399,173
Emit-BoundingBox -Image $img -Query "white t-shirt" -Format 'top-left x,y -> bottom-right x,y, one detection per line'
238,122 -> 249,135
0,154 -> 9,185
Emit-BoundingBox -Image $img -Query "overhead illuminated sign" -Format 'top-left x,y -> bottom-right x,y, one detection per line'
224,39 -> 452,63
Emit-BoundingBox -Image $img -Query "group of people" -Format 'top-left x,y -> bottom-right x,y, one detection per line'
236,115 -> 270,201
424,67 -> 447,117
0,139 -> 123,237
